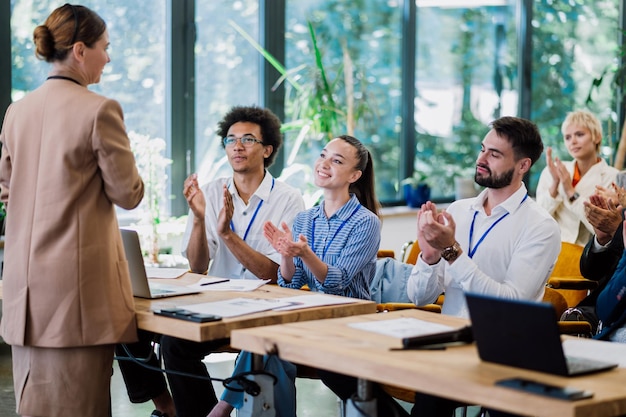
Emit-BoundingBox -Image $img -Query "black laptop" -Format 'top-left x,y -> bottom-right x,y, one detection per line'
465,292 -> 618,377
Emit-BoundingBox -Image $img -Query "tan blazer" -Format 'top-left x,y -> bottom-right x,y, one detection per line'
0,77 -> 144,347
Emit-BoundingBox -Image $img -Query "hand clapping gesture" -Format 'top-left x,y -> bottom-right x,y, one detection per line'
584,190 -> 623,245
417,201 -> 458,264
184,173 -> 206,219
595,182 -> 626,208
263,220 -> 309,258
545,147 -> 574,198
217,184 -> 235,237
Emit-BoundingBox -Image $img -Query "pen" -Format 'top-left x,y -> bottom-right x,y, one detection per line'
200,279 -> 230,286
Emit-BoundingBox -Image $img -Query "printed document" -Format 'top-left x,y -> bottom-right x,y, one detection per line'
349,317 -> 455,339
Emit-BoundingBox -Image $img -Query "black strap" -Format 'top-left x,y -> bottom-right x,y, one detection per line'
46,75 -> 81,85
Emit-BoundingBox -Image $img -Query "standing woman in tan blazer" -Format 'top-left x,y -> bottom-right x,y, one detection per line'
0,4 -> 144,416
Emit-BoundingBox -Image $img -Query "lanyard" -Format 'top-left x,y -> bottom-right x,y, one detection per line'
468,194 -> 528,259
230,178 -> 275,241
312,204 -> 361,260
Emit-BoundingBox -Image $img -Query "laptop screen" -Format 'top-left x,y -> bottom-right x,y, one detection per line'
465,292 -> 570,375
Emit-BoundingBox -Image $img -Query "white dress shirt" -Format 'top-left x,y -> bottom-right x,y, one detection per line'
407,183 -> 561,318
181,172 -> 305,279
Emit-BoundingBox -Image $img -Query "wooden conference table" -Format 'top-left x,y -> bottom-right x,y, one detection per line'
134,274 -> 376,342
0,275 -> 377,343
231,309 -> 626,417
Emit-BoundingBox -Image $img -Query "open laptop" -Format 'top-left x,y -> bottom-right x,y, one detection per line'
120,228 -> 199,299
465,292 -> 618,376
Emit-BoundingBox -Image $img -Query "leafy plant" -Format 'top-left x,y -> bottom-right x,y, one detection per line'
128,131 -> 172,263
229,19 -> 373,141
400,172 -> 430,188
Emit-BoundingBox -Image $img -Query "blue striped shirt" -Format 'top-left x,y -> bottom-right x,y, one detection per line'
277,194 -> 381,300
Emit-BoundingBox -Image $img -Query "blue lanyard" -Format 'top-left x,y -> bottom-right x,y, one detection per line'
468,194 -> 528,259
230,178 -> 275,242
312,204 -> 361,260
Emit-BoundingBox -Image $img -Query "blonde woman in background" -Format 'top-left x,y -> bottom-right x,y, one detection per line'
536,110 -> 618,246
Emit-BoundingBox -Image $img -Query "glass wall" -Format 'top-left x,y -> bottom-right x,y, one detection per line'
283,0 -> 404,204
10,1 -> 166,140
10,0 -> 167,223
530,0 -> 619,191
194,0 -> 260,183
6,0 -> 625,213
414,1 -> 518,199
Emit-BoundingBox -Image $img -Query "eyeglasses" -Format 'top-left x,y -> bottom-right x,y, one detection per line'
222,135 -> 264,147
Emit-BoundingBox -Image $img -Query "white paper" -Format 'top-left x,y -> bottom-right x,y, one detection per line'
563,338 -> 626,368
348,317 -> 455,339
146,267 -> 189,279
271,293 -> 360,311
183,297 -> 297,318
188,278 -> 270,292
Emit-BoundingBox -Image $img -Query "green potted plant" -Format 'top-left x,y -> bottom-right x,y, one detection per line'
401,172 -> 431,208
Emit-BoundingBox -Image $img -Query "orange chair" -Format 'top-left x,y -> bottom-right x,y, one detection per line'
547,242 -> 597,308
401,240 -> 421,264
543,287 -> 592,336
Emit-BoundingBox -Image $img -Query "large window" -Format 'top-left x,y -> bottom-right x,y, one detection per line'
530,0 -> 619,191
5,0 -> 626,216
415,1 -> 518,199
10,1 -> 166,143
10,0 -> 167,223
284,0 -> 404,203
194,0 -> 260,183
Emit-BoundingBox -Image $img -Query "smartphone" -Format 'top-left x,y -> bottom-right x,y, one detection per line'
187,313 -> 222,323
155,308 -> 222,323
495,378 -> 593,401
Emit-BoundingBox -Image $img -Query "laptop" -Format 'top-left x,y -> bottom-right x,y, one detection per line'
120,228 -> 199,299
465,292 -> 618,376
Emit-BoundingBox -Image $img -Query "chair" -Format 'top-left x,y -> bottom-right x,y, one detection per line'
400,240 -> 421,264
375,244 -> 441,313
543,286 -> 593,337
547,242 -> 598,308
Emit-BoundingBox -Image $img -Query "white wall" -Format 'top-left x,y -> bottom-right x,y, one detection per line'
379,207 -> 418,259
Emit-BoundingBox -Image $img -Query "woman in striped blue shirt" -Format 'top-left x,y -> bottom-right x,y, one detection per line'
208,135 -> 381,417
264,134 -> 381,300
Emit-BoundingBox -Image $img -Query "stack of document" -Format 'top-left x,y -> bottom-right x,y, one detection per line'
182,294 -> 360,318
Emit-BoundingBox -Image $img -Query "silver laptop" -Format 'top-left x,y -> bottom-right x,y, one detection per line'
120,228 -> 199,299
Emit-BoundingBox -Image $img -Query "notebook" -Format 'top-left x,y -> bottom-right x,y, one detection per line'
120,228 -> 199,299
465,292 -> 618,376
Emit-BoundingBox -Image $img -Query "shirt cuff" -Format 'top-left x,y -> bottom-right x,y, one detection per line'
592,236 -> 611,252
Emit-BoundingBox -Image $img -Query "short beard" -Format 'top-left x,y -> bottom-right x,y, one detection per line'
475,167 -> 514,189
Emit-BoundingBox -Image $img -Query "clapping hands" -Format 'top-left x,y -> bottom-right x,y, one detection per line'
263,220 -> 309,257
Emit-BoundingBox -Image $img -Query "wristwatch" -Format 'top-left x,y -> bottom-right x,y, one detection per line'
441,241 -> 462,263
569,192 -> 580,203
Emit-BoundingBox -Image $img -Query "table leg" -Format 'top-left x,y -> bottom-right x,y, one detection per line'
345,378 -> 377,417
239,353 -> 276,417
